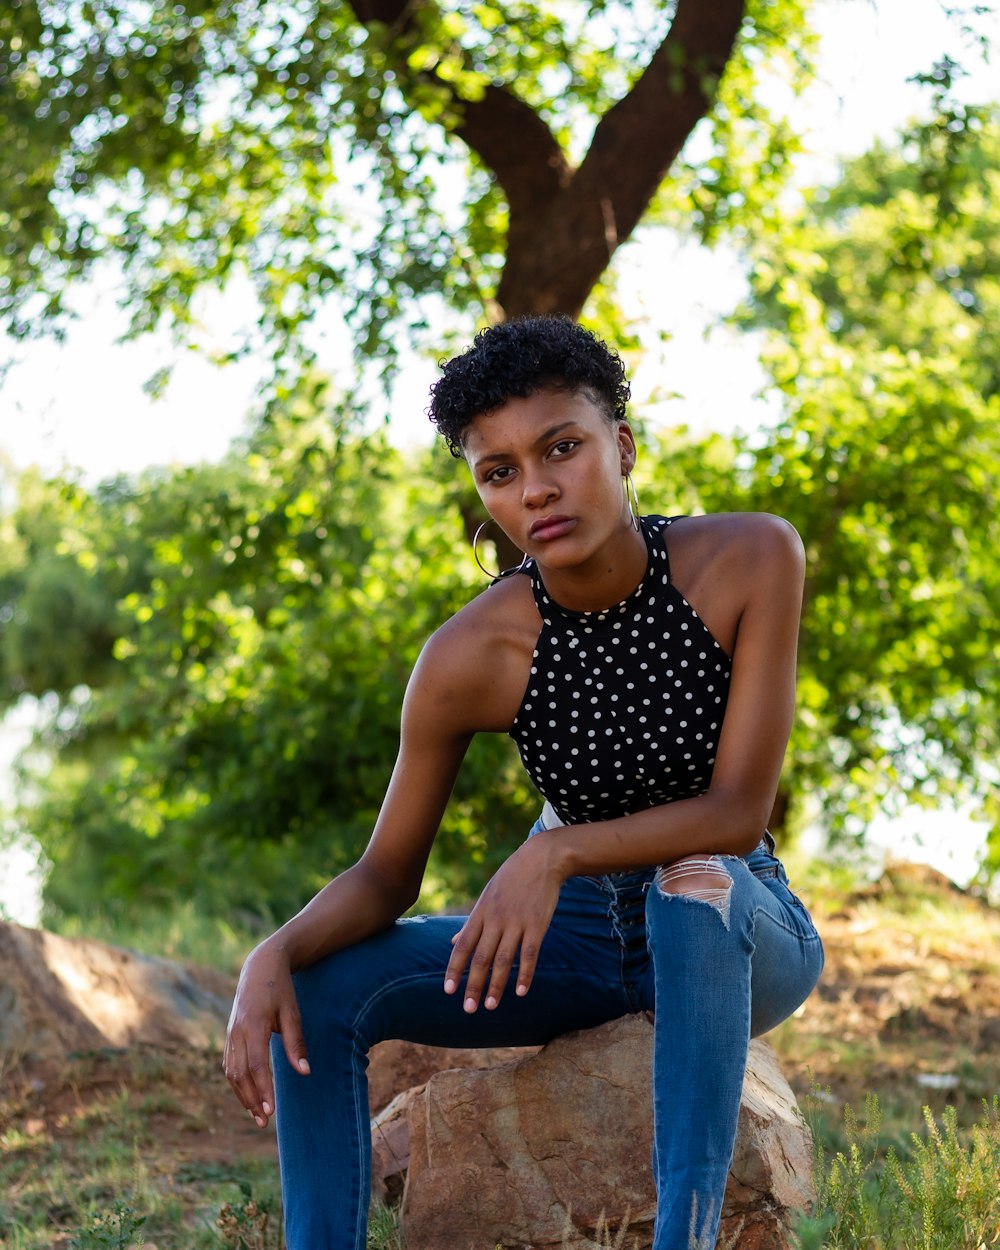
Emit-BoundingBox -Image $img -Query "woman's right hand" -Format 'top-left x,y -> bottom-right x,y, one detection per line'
223,940 -> 311,1129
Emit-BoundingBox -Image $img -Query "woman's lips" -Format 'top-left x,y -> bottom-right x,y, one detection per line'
529,516 -> 576,542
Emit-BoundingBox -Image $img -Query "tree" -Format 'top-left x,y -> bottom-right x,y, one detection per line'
0,0 -> 814,375
0,0 -> 820,920
4,9 -> 999,923
6,401 -> 539,924
645,96 -> 1000,861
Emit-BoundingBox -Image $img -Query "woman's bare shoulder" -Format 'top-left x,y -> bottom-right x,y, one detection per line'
663,514 -> 803,654
668,512 -> 803,578
405,573 -> 540,736
671,510 -> 800,545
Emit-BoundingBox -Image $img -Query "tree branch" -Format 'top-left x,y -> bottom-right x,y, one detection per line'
345,0 -> 570,220
581,0 -> 747,240
346,0 -> 749,318
498,0 -> 748,316
454,86 -> 572,214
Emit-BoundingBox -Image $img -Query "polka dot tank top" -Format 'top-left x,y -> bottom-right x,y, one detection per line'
508,515 -> 731,825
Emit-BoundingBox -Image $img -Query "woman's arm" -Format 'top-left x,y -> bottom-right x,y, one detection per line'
444,513 -> 806,1012
553,512 -> 806,868
224,622 -> 490,1128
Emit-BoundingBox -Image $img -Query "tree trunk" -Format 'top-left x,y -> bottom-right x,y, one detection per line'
349,0 -> 748,569
349,0 -> 748,318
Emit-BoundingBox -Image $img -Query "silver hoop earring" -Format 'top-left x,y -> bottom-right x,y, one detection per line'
624,473 -> 641,532
472,520 -> 528,581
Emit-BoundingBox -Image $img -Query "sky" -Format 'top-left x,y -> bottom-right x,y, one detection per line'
1,0 -> 996,920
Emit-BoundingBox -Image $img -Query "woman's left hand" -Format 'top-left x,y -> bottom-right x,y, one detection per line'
443,833 -> 565,1012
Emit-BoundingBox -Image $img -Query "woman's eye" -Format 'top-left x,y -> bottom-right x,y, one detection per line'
550,440 -> 578,457
486,466 -> 514,483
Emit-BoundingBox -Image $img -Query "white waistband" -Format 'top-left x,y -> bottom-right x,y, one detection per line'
540,800 -> 562,830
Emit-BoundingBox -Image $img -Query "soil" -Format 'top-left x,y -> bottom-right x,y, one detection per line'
2,859 -> 998,1243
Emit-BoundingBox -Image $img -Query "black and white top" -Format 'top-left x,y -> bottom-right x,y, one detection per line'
507,515 -> 732,826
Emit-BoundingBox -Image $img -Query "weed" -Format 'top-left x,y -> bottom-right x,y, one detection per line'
548,1205 -> 640,1250
795,1092 -> 1000,1249
52,901 -> 263,974
367,1200 -> 402,1249
68,1200 -> 145,1250
591,1207 -> 640,1250
216,1181 -> 283,1250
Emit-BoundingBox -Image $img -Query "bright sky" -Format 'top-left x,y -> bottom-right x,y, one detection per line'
1,0 -> 996,920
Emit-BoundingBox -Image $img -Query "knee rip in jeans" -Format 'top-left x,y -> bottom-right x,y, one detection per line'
655,855 -> 733,928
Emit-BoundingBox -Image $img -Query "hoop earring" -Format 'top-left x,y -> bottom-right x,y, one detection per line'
472,520 -> 528,581
624,473 -> 641,532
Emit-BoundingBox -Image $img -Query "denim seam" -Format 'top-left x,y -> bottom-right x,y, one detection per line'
350,1042 -> 368,1250
748,906 -> 824,941
350,970 -> 469,1033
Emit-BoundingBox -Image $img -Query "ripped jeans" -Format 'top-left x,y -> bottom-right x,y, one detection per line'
271,822 -> 824,1250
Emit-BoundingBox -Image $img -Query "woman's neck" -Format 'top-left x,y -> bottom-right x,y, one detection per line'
535,519 -> 648,613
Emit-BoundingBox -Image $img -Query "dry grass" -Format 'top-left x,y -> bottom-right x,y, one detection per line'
1,859 -> 998,1249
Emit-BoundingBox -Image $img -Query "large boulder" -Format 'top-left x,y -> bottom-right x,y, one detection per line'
375,1015 -> 813,1250
0,921 -> 232,1064
368,1038 -> 539,1116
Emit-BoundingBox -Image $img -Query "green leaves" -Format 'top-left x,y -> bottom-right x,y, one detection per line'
5,396 -> 536,924
0,0 -> 820,370
648,105 -> 1000,858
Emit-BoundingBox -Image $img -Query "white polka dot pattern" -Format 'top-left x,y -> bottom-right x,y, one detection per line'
509,516 -> 731,825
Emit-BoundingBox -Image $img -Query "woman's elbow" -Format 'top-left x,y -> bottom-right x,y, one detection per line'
708,790 -> 774,856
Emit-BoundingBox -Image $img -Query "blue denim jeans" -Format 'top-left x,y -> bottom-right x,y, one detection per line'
271,829 -> 823,1250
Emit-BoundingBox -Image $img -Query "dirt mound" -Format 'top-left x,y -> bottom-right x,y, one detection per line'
0,921 -> 234,1064
767,858 -> 1000,1114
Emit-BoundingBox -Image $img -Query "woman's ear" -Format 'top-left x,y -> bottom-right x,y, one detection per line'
617,422 -> 638,475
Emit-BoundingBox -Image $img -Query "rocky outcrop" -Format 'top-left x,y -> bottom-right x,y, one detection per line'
368,1038 -> 539,1115
374,1015 -> 814,1250
0,922 -> 232,1063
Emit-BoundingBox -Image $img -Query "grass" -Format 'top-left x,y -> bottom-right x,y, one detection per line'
0,1046 -> 282,1249
791,1094 -> 1000,1250
3,857 -> 999,1248
5,1097 -> 994,1250
47,900 -> 263,976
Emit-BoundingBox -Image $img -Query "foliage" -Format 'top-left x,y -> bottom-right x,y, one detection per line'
3,104 -> 1000,921
793,1093 -> 1000,1250
4,390 -> 537,925
644,101 -> 1000,854
67,1202 -> 146,1250
367,1201 -> 402,1250
50,897 -> 259,973
0,0 -> 817,376
216,1182 -> 281,1250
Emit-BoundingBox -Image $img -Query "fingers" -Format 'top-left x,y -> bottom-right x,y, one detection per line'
443,914 -> 481,1004
444,917 -> 537,1013
223,1027 -> 275,1129
224,1003 -> 310,1130
481,942 -> 520,1011
513,934 -> 542,999
279,1000 -> 311,1079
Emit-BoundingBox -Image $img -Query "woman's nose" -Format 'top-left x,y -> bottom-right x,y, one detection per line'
521,471 -> 558,507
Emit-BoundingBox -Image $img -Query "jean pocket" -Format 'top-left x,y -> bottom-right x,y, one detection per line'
745,849 -> 781,881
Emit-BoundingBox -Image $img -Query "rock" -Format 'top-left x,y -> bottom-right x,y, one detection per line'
381,1015 -> 813,1250
0,921 -> 232,1065
367,1039 -> 539,1116
371,1084 -> 424,1206
719,1039 -> 816,1249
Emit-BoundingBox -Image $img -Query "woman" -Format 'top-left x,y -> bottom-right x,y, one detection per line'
224,316 -> 824,1249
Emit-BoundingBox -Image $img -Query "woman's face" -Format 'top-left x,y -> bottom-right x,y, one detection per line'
463,387 -> 638,575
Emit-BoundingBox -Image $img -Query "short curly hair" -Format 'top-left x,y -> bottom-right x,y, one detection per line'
427,316 -> 631,457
